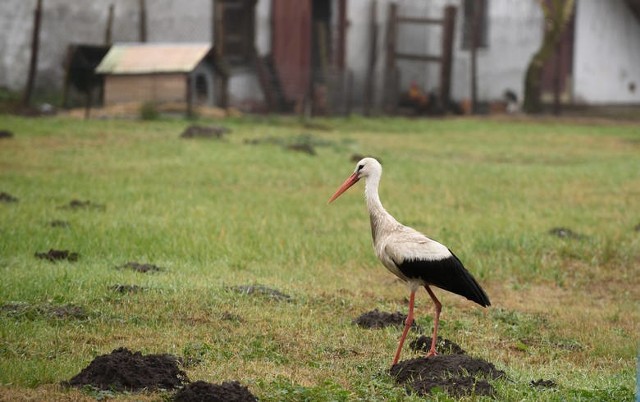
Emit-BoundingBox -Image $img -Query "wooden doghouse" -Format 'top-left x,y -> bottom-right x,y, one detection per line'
96,43 -> 228,107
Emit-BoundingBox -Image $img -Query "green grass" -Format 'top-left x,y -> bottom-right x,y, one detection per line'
0,114 -> 638,401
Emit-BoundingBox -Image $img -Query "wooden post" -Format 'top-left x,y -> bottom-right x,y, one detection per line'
84,87 -> 92,120
345,70 -> 353,115
383,3 -> 398,113
336,0 -> 347,70
22,0 -> 43,109
139,0 -> 147,42
186,74 -> 194,118
105,4 -> 114,45
363,0 -> 378,116
214,0 -> 224,54
552,41 -> 561,115
439,5 -> 456,112
470,2 -> 480,114
61,46 -> 74,109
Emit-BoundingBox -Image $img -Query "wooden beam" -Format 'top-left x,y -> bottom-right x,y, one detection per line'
395,53 -> 441,63
336,0 -> 347,69
105,4 -> 114,45
22,0 -> 43,109
397,16 -> 443,25
363,0 -> 378,116
440,5 -> 456,110
138,0 -> 147,42
383,3 -> 398,113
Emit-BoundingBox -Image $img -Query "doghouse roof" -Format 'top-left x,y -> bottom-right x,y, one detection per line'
96,43 -> 212,75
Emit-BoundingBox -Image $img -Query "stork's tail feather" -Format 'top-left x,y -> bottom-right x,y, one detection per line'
445,250 -> 490,307
397,250 -> 491,308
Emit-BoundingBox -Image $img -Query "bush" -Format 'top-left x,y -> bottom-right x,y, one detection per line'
139,101 -> 160,120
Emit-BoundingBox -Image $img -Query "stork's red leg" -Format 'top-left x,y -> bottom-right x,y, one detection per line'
424,285 -> 442,357
392,290 -> 415,365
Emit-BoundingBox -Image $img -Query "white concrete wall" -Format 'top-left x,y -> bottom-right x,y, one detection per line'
345,0 -> 543,107
573,0 -> 640,104
0,0 -> 210,94
4,0 -> 637,107
456,0 -> 543,102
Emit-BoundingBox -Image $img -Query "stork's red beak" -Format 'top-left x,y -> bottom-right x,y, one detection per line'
328,172 -> 360,203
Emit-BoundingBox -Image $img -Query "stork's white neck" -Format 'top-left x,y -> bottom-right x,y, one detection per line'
364,172 -> 398,242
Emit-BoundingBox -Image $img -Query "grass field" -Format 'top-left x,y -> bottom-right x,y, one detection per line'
0,114 -> 638,401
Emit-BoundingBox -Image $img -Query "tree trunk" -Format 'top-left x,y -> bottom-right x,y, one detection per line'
523,0 -> 574,114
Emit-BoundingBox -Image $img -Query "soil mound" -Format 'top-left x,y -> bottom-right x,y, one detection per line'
409,335 -> 466,355
48,220 -> 70,228
390,354 -> 505,398
548,227 -> 585,239
64,347 -> 188,392
286,142 -> 316,155
0,130 -> 14,139
531,379 -> 557,388
173,380 -> 258,402
0,192 -> 18,202
353,309 -> 419,330
1,302 -> 87,320
35,249 -> 79,262
110,284 -> 145,294
180,125 -> 230,139
117,261 -> 164,273
59,199 -> 105,210
231,285 -> 291,301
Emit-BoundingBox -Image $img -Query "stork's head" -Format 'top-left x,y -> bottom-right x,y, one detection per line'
328,157 -> 382,203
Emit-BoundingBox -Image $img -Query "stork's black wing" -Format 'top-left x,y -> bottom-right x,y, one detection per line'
397,250 -> 490,307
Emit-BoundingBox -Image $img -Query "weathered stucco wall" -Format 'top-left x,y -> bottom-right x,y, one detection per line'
2,0 -> 637,108
345,0 -> 543,108
0,0 -> 210,95
573,0 -> 640,104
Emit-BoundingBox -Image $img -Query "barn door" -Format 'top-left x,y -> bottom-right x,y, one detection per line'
214,0 -> 256,67
271,0 -> 312,106
541,2 -> 575,105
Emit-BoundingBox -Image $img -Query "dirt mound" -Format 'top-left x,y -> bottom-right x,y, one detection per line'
390,354 -> 505,398
286,142 -> 316,155
0,130 -> 14,139
1,302 -> 88,320
0,191 -> 18,202
34,249 -> 79,262
117,262 -> 164,273
180,124 -> 230,139
548,227 -> 586,239
58,199 -> 105,211
48,220 -> 70,228
409,336 -> 466,355
231,285 -> 291,301
110,284 -> 145,294
64,347 -> 188,392
352,309 -> 419,330
173,380 -> 258,402
531,379 -> 557,388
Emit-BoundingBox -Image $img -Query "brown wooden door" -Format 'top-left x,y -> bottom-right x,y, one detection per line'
541,3 -> 575,103
271,0 -> 312,104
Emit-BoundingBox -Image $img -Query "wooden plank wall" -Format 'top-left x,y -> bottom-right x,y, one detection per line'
103,74 -> 186,105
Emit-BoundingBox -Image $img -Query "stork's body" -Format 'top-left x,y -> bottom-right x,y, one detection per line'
329,158 -> 490,365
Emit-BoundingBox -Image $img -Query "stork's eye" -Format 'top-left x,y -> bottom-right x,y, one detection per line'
357,164 -> 364,171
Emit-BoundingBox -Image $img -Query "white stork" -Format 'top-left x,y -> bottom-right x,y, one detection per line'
329,157 -> 490,365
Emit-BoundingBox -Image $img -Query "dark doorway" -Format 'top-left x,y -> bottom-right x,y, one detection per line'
541,2 -> 575,106
195,74 -> 209,105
